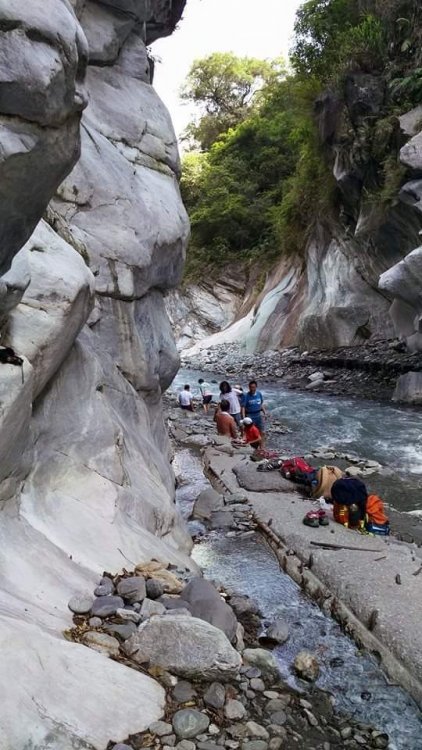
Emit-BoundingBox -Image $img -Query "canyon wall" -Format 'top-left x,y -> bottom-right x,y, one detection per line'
175,82 -> 422,373
0,1 -> 192,747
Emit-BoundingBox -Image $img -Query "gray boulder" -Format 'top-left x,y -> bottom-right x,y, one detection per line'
191,488 -> 224,521
68,592 -> 94,614
117,576 -> 147,602
393,372 -> 422,404
82,631 -> 120,657
146,578 -> 165,599
203,682 -> 226,710
180,578 -> 238,642
123,615 -> 241,680
172,709 -> 209,739
259,620 -> 289,646
242,649 -> 280,680
91,595 -> 124,618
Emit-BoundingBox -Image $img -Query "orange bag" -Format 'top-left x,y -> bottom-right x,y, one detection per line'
333,502 -> 362,528
366,495 -> 389,526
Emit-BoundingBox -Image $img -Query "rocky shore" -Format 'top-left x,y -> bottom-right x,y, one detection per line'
68,528 -> 391,750
181,341 -> 422,403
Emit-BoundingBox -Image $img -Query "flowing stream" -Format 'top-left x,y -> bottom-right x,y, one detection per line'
171,367 -> 422,750
173,447 -> 422,750
172,367 -> 422,513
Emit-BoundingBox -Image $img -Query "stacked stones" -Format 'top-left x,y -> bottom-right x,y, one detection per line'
68,561 -> 192,656
191,487 -> 257,539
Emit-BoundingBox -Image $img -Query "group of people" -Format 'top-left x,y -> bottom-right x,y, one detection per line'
178,378 -> 267,449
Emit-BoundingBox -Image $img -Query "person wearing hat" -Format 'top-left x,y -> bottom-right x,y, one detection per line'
239,417 -> 262,449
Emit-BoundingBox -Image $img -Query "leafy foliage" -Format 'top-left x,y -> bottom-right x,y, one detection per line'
180,52 -> 285,150
181,0 -> 422,281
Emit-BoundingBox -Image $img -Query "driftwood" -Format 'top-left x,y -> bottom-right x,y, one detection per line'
310,541 -> 380,553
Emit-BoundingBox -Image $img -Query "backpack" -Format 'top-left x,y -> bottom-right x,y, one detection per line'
365,495 -> 390,535
281,457 -> 317,488
312,465 -> 344,499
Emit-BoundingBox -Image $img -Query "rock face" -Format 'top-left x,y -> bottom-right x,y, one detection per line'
0,1 -> 191,748
177,89 -> 422,369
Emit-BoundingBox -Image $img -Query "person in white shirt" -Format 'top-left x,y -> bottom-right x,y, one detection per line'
198,378 -> 213,413
218,380 -> 241,424
178,384 -> 194,411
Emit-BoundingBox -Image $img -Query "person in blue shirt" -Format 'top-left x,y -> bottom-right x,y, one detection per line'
241,380 -> 267,446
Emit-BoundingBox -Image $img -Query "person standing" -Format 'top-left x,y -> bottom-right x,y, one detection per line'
198,378 -> 213,413
219,381 -> 242,424
178,384 -> 194,411
242,380 -> 266,445
214,399 -> 238,438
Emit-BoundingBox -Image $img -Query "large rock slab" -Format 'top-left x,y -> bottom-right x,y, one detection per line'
180,578 -> 238,641
232,463 -> 293,493
0,617 -> 165,749
0,0 -> 87,276
124,615 -> 241,680
392,372 -> 422,404
8,221 -> 95,398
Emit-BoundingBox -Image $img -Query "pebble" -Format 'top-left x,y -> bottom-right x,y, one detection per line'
268,711 -> 286,726
68,593 -> 94,614
293,651 -> 320,682
90,595 -> 124,618
245,667 -> 261,679
112,745 -> 133,750
263,691 -> 279,700
265,699 -> 287,714
267,726 -> 286,738
209,724 -> 220,736
242,742 -> 268,750
173,709 -> 210,739
303,709 -> 318,727
197,743 -> 218,750
176,741 -> 197,750
81,631 -> 120,657
224,700 -> 247,721
245,722 -> 269,740
117,576 -> 146,602
340,727 -> 353,740
204,682 -> 226,709
116,607 -> 142,624
146,578 -> 165,599
268,739 -> 283,750
165,736 -> 177,747
173,681 -> 197,703
104,622 -> 137,640
249,678 -> 265,692
140,597 -> 166,619
245,690 -> 256,700
225,742 -> 239,749
94,577 -> 114,596
149,721 -> 173,737
88,617 -> 102,628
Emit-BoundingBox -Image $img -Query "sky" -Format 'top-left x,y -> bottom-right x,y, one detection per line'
153,0 -> 303,141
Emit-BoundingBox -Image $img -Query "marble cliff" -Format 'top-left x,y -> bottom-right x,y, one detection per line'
0,1 -> 191,747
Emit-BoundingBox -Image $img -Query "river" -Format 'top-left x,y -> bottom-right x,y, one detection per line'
172,367 -> 422,513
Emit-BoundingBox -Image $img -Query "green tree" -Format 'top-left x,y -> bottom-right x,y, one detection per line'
180,52 -> 285,150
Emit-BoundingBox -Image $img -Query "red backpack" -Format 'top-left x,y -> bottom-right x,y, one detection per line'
281,457 -> 316,486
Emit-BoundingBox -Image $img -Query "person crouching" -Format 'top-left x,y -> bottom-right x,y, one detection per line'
239,417 -> 262,450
